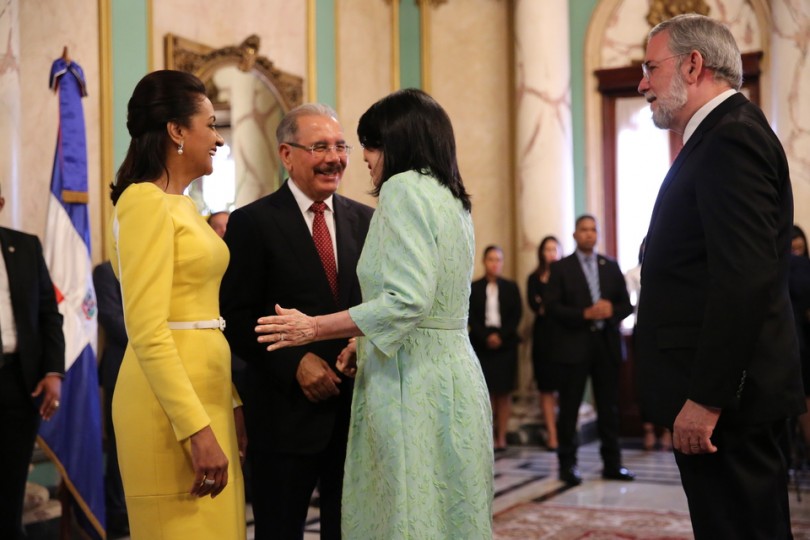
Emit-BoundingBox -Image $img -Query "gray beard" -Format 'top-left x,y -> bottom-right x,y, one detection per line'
651,72 -> 688,129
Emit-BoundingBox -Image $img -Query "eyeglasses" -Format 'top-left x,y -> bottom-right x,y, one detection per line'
286,142 -> 352,156
641,53 -> 687,81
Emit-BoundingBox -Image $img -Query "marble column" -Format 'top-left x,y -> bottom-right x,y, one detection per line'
0,0 -> 20,228
770,0 -> 810,227
513,0 -> 575,398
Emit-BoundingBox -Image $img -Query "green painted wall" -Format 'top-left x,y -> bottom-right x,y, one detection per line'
399,0 -> 421,89
111,0 -> 149,177
315,0 -> 337,107
569,0 -> 599,217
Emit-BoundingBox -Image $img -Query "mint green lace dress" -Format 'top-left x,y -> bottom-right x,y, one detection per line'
346,171 -> 493,539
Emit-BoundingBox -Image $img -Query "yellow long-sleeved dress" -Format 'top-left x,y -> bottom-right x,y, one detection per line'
109,182 -> 245,539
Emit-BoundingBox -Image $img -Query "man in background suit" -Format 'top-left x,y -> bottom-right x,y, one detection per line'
0,186 -> 65,540
635,14 -> 804,539
221,103 -> 373,540
545,215 -> 634,486
93,260 -> 129,538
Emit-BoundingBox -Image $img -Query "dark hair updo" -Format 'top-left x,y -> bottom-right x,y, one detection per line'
110,70 -> 207,205
357,88 -> 471,211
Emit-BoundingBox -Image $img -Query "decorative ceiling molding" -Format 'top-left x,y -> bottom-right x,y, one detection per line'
646,0 -> 710,29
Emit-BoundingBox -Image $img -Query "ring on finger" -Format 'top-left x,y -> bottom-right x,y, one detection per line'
203,478 -> 216,486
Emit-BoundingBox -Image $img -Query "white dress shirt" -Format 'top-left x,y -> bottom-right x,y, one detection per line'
288,178 -> 339,271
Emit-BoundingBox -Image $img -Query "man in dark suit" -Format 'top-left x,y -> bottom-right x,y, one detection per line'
221,103 -> 373,540
635,14 -> 804,539
0,188 -> 65,540
92,260 -> 128,538
545,215 -> 634,486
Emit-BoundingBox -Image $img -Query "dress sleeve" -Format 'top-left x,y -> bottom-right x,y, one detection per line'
114,184 -> 210,441
349,173 -> 438,357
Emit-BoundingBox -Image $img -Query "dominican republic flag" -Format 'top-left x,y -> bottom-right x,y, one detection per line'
39,57 -> 106,540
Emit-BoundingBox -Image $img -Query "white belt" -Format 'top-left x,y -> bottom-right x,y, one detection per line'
167,317 -> 226,331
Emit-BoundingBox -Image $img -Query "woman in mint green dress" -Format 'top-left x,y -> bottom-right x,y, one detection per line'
256,88 -> 493,539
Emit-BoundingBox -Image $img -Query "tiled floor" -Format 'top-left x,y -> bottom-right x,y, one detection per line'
30,437 -> 810,539
294,439 -> 810,539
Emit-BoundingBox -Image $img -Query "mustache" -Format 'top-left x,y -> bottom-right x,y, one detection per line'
316,163 -> 345,175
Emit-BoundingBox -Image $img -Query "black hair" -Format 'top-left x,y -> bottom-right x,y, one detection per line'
357,88 -> 471,211
110,70 -> 207,205
483,245 -> 502,259
533,235 -> 560,277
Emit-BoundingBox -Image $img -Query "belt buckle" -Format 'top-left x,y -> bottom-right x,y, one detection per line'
217,317 -> 227,331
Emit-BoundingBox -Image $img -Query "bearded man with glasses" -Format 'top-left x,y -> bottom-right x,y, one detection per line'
635,14 -> 803,540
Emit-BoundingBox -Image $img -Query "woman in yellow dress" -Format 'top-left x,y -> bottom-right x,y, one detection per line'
108,70 -> 246,539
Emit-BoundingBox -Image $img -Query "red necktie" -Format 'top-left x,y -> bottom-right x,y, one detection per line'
310,202 -> 339,302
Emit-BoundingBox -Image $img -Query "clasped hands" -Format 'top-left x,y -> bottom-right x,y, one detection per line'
584,298 -> 613,320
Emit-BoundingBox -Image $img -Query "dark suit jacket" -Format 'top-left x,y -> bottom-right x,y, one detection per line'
544,252 -> 632,365
636,92 -> 805,428
220,181 -> 373,454
468,277 -> 522,351
93,261 -> 126,396
0,227 -> 64,398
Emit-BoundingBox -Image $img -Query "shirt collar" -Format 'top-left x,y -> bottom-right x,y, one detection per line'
287,177 -> 334,214
575,249 -> 596,265
682,88 -> 737,145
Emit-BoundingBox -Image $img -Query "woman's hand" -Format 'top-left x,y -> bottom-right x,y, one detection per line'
336,338 -> 358,378
234,406 -> 248,466
256,304 -> 318,351
189,425 -> 229,498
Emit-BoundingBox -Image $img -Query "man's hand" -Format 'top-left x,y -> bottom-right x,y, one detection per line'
486,332 -> 503,349
672,399 -> 721,455
336,339 -> 358,378
584,299 -> 613,320
31,374 -> 61,420
296,353 -> 341,402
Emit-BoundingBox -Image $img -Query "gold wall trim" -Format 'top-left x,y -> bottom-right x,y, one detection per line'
307,0 -> 317,101
391,0 -> 400,91
98,0 -> 113,259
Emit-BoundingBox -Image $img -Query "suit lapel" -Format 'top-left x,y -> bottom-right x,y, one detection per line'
646,93 -> 749,240
0,228 -> 24,321
334,194 -> 361,307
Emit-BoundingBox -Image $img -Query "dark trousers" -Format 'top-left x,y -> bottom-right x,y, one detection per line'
0,360 -> 39,540
675,420 -> 794,540
556,331 -> 622,470
249,427 -> 348,540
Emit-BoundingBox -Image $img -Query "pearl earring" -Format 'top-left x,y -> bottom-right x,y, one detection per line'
177,142 -> 184,155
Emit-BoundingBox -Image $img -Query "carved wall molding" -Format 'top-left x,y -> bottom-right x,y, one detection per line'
646,0 -> 710,28
165,33 -> 303,111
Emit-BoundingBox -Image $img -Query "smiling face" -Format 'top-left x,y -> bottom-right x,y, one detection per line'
279,114 -> 347,201
181,96 -> 224,178
363,146 -> 384,187
638,32 -> 689,131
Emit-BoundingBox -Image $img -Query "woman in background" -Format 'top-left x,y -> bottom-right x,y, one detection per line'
470,245 -> 523,451
527,235 -> 561,450
108,70 -> 245,539
255,88 -> 493,539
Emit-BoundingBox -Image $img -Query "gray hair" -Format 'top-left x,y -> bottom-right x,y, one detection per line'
650,14 -> 742,91
275,103 -> 340,145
